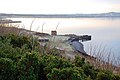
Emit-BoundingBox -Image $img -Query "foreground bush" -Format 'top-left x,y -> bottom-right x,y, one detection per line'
0,34 -> 120,80
47,67 -> 85,80
0,58 -> 16,80
17,52 -> 39,80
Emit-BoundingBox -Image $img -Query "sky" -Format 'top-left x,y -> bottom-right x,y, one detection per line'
0,0 -> 120,14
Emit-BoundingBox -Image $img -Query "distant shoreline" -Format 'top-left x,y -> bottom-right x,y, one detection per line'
1,12 -> 120,18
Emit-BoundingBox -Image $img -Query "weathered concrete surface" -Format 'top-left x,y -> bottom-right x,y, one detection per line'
38,35 -> 87,59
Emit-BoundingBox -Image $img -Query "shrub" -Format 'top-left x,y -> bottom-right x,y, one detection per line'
47,67 -> 85,80
0,34 -> 39,61
96,70 -> 112,80
0,58 -> 16,80
74,56 -> 85,67
38,59 -> 48,80
6,34 -> 32,48
74,56 -> 96,79
44,55 -> 74,74
38,54 -> 74,80
82,63 -> 96,79
112,74 -> 120,80
17,52 -> 39,80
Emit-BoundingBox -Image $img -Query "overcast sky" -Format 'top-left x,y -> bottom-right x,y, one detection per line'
0,0 -> 120,14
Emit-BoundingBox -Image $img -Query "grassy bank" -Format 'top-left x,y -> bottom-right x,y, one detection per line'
0,25 -> 120,80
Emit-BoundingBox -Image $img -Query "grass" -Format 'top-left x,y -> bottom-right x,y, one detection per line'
0,24 -> 20,36
85,43 -> 120,74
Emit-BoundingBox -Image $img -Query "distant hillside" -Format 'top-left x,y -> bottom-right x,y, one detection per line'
0,12 -> 120,18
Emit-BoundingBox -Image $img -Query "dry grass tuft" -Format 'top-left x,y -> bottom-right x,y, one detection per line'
0,24 -> 20,36
85,43 -> 120,74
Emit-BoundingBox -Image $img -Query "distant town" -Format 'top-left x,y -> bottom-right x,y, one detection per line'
0,12 -> 120,18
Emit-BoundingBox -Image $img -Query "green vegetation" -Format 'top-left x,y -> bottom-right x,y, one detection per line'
0,34 -> 120,80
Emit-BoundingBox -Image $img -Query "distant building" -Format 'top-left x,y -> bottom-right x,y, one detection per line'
51,31 -> 57,35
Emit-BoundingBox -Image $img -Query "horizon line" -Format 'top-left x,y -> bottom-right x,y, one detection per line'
1,11 -> 120,15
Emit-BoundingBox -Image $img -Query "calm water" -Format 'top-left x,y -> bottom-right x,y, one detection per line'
11,18 -> 120,58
